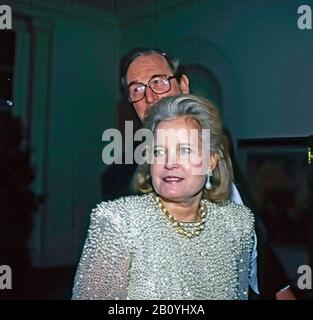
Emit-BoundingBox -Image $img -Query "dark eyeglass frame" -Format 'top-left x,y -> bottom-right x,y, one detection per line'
127,74 -> 176,103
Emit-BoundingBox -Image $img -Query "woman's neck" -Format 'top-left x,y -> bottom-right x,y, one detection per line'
158,193 -> 203,222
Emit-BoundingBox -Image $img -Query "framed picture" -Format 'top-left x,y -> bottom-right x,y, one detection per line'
236,136 -> 313,285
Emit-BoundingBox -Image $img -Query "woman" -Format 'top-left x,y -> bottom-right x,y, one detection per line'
72,94 -> 255,300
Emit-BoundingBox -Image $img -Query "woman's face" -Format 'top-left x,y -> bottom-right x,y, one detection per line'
151,116 -> 217,202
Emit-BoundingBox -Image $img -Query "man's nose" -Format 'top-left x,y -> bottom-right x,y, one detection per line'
145,86 -> 159,104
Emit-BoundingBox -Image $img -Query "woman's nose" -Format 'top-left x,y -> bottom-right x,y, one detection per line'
165,152 -> 179,170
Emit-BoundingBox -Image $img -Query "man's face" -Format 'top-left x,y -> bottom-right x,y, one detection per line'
126,54 -> 189,121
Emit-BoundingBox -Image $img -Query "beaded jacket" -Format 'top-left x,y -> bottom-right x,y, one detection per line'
72,193 -> 255,300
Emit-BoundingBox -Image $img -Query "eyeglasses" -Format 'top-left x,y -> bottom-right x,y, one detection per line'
128,74 -> 176,103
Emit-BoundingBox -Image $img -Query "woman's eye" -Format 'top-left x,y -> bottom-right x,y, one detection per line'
180,146 -> 192,154
154,149 -> 165,156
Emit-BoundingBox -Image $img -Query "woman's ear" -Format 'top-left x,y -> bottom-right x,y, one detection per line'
209,153 -> 218,172
179,74 -> 190,94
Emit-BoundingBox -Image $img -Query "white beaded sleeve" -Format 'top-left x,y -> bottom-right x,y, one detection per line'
72,203 -> 131,300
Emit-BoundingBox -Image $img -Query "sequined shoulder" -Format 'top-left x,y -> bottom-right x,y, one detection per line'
90,193 -> 154,227
202,200 -> 255,236
225,201 -> 255,232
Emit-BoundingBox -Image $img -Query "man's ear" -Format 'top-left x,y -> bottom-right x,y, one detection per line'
179,74 -> 190,94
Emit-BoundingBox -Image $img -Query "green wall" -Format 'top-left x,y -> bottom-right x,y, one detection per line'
11,0 -> 119,266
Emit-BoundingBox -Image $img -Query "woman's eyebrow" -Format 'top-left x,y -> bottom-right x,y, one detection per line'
177,143 -> 191,146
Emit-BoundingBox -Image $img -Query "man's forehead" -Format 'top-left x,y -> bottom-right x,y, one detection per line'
126,53 -> 172,82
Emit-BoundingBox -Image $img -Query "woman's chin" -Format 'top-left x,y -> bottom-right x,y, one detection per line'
158,186 -> 186,200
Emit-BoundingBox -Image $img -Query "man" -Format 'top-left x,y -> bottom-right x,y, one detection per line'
120,49 -> 189,121
101,49 -> 189,200
103,48 -> 295,299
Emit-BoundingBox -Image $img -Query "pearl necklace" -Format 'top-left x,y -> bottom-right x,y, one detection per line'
154,194 -> 207,239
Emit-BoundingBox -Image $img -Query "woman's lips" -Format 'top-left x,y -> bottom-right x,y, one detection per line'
162,176 -> 184,183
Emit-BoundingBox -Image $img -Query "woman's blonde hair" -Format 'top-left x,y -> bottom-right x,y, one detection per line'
135,94 -> 233,203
